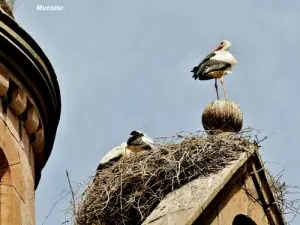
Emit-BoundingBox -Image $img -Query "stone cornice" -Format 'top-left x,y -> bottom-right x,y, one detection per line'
0,10 -> 61,189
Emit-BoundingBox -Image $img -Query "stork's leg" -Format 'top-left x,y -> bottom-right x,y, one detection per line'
219,76 -> 227,99
214,78 -> 220,100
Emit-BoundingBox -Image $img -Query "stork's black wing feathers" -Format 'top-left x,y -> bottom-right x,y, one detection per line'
93,155 -> 123,182
191,52 -> 216,79
203,61 -> 231,75
93,155 -> 122,182
96,155 -> 123,171
191,52 -> 231,80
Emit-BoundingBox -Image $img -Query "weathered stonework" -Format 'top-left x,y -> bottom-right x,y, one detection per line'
0,65 -> 43,225
0,8 -> 61,225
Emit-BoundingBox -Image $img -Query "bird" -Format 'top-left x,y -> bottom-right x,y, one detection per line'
93,130 -> 154,181
191,40 -> 237,100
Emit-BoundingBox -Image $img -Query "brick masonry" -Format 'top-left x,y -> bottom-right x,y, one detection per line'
0,63 -> 44,225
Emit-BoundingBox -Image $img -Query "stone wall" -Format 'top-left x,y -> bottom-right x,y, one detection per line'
0,63 -> 45,225
195,161 -> 282,225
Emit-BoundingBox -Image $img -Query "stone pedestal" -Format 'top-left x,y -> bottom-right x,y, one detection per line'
202,99 -> 243,135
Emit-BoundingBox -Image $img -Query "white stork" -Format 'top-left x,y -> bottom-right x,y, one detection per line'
93,130 -> 154,180
191,40 -> 237,100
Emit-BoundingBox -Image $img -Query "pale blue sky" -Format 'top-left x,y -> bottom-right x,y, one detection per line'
13,0 -> 300,224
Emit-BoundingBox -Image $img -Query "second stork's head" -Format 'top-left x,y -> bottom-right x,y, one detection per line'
213,40 -> 232,51
126,130 -> 154,152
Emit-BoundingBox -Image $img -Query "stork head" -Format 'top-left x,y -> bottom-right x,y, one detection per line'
129,130 -> 144,137
213,40 -> 231,51
127,130 -> 154,152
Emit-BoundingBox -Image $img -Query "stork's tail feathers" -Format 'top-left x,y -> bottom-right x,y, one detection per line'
192,73 -> 199,80
191,66 -> 197,73
191,66 -> 199,80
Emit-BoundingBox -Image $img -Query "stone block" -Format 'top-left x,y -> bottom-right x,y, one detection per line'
21,126 -> 30,158
9,87 -> 27,116
6,107 -> 20,141
0,185 -> 13,225
23,107 -> 39,135
1,128 -> 21,165
32,126 -> 44,153
0,64 -> 10,96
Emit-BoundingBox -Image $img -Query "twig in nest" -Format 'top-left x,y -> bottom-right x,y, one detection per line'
41,190 -> 71,225
265,168 -> 300,224
66,170 -> 77,224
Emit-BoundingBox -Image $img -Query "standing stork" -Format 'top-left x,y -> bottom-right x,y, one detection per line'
191,40 -> 237,100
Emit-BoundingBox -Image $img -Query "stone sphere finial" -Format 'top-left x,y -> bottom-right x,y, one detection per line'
202,99 -> 243,135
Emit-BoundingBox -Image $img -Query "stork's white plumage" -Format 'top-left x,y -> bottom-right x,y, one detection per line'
191,40 -> 237,99
99,142 -> 128,165
94,131 -> 154,180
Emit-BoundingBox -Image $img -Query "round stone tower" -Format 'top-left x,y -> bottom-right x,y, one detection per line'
0,9 -> 61,225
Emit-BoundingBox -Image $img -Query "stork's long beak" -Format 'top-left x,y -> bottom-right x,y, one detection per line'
213,44 -> 222,52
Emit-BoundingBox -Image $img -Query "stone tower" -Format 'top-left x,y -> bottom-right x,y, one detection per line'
0,9 -> 61,225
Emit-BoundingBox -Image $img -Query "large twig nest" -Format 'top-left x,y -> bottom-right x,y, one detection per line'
202,99 -> 243,135
75,129 -> 255,225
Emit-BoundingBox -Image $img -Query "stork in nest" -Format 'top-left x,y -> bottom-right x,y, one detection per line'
93,130 -> 154,182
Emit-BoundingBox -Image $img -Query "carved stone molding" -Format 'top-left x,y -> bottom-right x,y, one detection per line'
0,66 -> 44,157
0,10 -> 61,188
